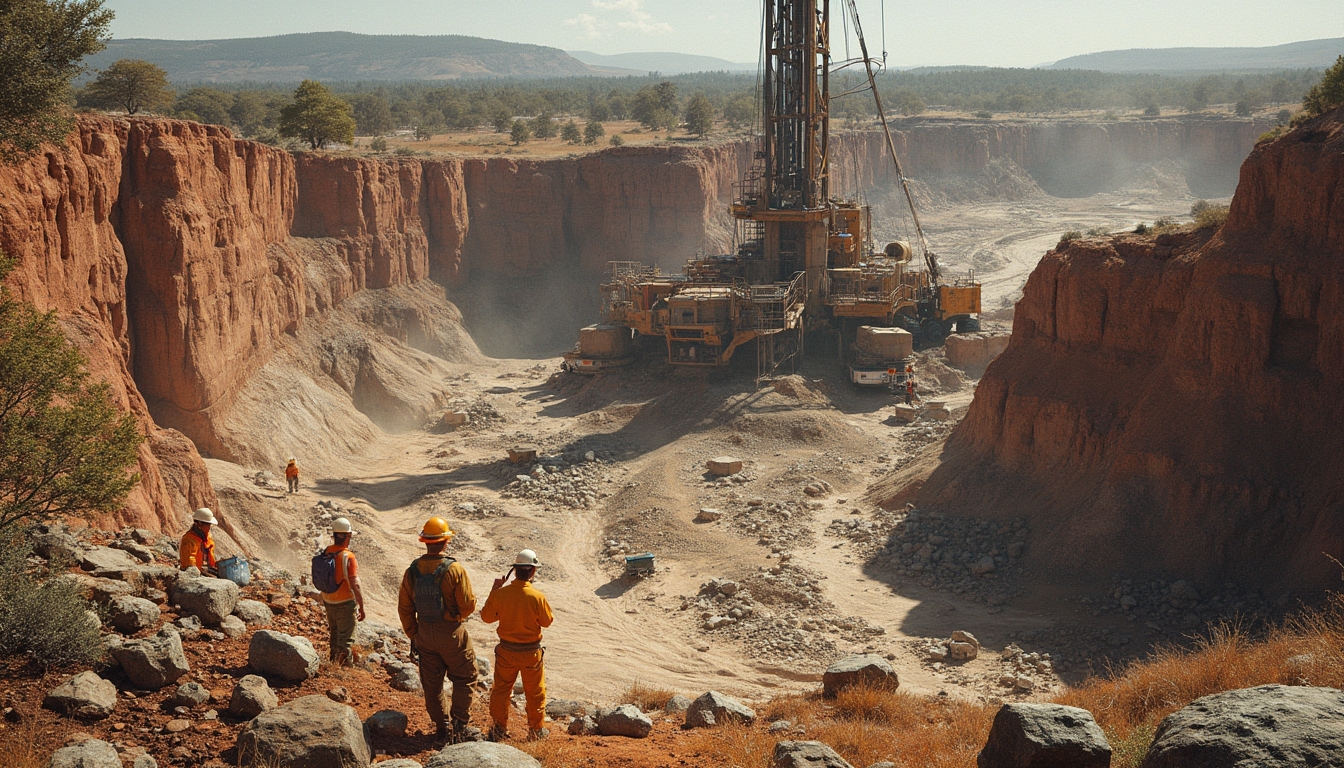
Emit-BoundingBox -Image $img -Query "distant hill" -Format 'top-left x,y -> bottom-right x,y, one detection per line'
1045,38 -> 1343,73
83,32 -> 620,83
567,50 -> 755,74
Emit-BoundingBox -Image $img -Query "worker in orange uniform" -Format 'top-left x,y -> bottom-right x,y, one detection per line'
905,376 -> 917,406
397,517 -> 482,743
179,508 -> 219,575
318,517 -> 366,665
285,458 -> 300,493
481,549 -> 554,742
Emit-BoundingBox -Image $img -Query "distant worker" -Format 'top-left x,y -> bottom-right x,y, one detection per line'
905,377 -> 917,406
398,518 -> 482,743
311,517 -> 366,665
481,549 -> 554,742
179,508 -> 219,575
285,458 -> 300,493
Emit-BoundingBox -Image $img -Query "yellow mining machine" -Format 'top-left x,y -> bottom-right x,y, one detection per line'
565,0 -> 980,382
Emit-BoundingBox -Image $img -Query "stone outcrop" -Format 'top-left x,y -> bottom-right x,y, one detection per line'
110,626 -> 190,689
684,690 -> 756,729
772,741 -> 854,768
904,107 -> 1344,593
236,695 -> 370,768
48,738 -> 122,768
822,654 -> 900,697
248,629 -> 320,681
596,704 -> 653,738
424,742 -> 540,768
977,703 -> 1111,768
43,671 -> 118,720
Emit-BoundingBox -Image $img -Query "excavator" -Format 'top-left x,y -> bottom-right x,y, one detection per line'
565,0 -> 980,382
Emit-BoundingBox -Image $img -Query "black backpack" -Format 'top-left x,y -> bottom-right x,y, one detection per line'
311,550 -> 346,594
408,557 -> 457,622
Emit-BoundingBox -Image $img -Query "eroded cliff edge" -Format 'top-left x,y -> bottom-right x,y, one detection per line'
900,107 -> 1344,594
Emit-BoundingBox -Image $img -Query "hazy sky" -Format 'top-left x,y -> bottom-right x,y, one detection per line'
104,0 -> 1343,68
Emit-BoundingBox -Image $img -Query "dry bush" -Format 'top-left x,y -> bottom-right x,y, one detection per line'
1190,200 -> 1230,229
620,679 -> 678,711
518,737 -> 590,768
0,725 -> 45,768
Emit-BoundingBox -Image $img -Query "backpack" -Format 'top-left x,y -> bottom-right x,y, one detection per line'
311,550 -> 346,594
407,557 -> 456,623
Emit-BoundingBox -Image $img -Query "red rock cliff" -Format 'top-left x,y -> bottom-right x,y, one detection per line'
909,108 -> 1344,594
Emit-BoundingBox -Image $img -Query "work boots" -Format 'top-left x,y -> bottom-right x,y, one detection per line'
487,724 -> 509,742
452,722 -> 484,744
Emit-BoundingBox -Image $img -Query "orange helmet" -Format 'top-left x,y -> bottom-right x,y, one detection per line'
419,517 -> 454,543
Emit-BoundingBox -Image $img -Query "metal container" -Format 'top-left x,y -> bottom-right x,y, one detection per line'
218,555 -> 251,587
625,553 -> 655,575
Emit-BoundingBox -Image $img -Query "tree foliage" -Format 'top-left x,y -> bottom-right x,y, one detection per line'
351,92 -> 394,135
509,118 -> 530,144
1303,55 -> 1344,117
561,119 -> 581,144
0,255 -> 142,534
583,119 -> 604,145
529,111 -> 556,139
278,79 -> 355,150
83,58 -> 173,115
684,93 -> 714,136
0,0 -> 112,162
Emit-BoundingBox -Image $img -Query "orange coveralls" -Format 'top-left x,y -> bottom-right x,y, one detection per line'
480,578 -> 554,732
179,526 -> 216,571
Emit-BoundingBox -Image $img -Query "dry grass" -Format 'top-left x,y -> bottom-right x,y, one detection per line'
689,596 -> 1344,768
0,724 -> 62,768
518,737 -> 591,768
620,679 -> 679,711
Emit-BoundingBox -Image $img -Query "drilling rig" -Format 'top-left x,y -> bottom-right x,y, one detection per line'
565,0 -> 981,382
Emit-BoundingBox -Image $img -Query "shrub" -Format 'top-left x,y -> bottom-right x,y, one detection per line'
1258,127 -> 1284,144
621,680 -> 677,711
973,110 -> 992,119
1134,222 -> 1150,234
1276,108 -> 1292,124
609,134 -> 624,147
0,533 -> 103,668
1234,100 -> 1252,117
1191,199 -> 1230,229
1059,230 -> 1082,243
1151,216 -> 1180,234
1303,55 -> 1344,116
1143,104 -> 1161,117
1086,225 -> 1112,237
368,136 -> 387,153
393,146 -> 416,156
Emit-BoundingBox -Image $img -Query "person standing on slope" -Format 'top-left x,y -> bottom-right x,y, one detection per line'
397,517 -> 482,743
313,517 -> 366,665
285,458 -> 300,493
179,508 -> 219,575
481,549 -> 554,742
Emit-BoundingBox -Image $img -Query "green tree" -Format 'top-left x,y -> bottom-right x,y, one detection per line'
684,93 -> 714,136
1276,109 -> 1292,124
892,89 -> 925,116
510,118 -> 530,144
83,59 -> 174,115
173,87 -> 233,126
561,119 -> 581,144
583,119 -> 605,145
530,111 -> 556,139
0,255 -> 142,534
609,134 -> 624,147
1234,100 -> 1252,117
0,0 -> 112,163
351,93 -> 394,136
723,95 -> 754,128
228,90 -> 272,135
278,80 -> 355,150
632,81 -> 678,130
1303,55 -> 1344,117
492,107 -> 512,133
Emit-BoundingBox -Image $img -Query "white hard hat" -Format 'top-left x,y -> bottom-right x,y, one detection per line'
193,508 -> 218,525
514,549 -> 541,567
332,517 -> 353,534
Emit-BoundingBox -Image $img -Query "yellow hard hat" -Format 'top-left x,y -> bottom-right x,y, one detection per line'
419,517 -> 454,542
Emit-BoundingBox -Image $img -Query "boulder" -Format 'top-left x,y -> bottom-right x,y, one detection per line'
249,630 -> 320,681
568,715 -> 599,736
236,695 -> 370,768
424,742 -> 541,768
43,671 -> 117,720
706,456 -> 743,476
109,539 -> 155,563
948,641 -> 979,662
389,661 -> 422,692
171,576 -> 239,625
78,546 -> 141,572
170,682 -> 211,708
233,599 -> 273,627
111,627 -> 189,689
219,615 -> 247,639
31,531 -> 79,562
664,694 -> 692,714
107,596 -> 160,634
229,675 -> 278,720
366,709 -> 409,738
773,741 -> 855,768
132,755 -> 158,768
977,703 -> 1110,768
48,738 -> 121,768
378,762 -> 423,768
597,704 -> 653,738
822,654 -> 899,697
1139,685 -> 1344,768
56,573 -> 131,603
684,690 -> 756,729
545,698 -> 587,718
695,508 -> 723,522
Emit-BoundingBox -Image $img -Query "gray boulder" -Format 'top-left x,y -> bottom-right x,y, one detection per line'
236,695 -> 370,768
228,675 -> 278,720
43,671 -> 117,720
249,630 -> 320,681
977,703 -> 1110,768
108,595 -> 160,634
545,698 -> 587,718
109,539 -> 155,563
55,573 -> 131,602
48,738 -> 122,768
773,741 -> 855,768
32,531 -> 79,561
1139,685 -> 1344,768
78,546 -> 141,572
111,627 -> 189,689
822,654 -> 899,698
664,694 -> 692,714
568,715 -> 599,735
170,682 -> 211,708
131,755 -> 158,768
219,615 -> 247,639
424,742 -> 541,768
366,709 -> 409,738
597,704 -> 653,738
233,599 -> 273,627
389,661 -> 422,692
171,576 -> 239,625
684,690 -> 756,729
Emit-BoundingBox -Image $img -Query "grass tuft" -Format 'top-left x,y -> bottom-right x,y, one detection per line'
620,679 -> 678,711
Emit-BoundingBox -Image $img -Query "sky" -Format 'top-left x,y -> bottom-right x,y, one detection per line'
103,0 -> 1344,68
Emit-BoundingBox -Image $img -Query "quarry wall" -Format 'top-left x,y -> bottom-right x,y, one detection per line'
907,107 -> 1344,594
0,114 -> 1268,531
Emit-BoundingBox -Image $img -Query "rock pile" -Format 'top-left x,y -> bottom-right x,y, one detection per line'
501,454 -> 613,510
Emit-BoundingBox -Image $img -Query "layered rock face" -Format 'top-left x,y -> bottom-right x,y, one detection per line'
910,108 -> 1344,593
